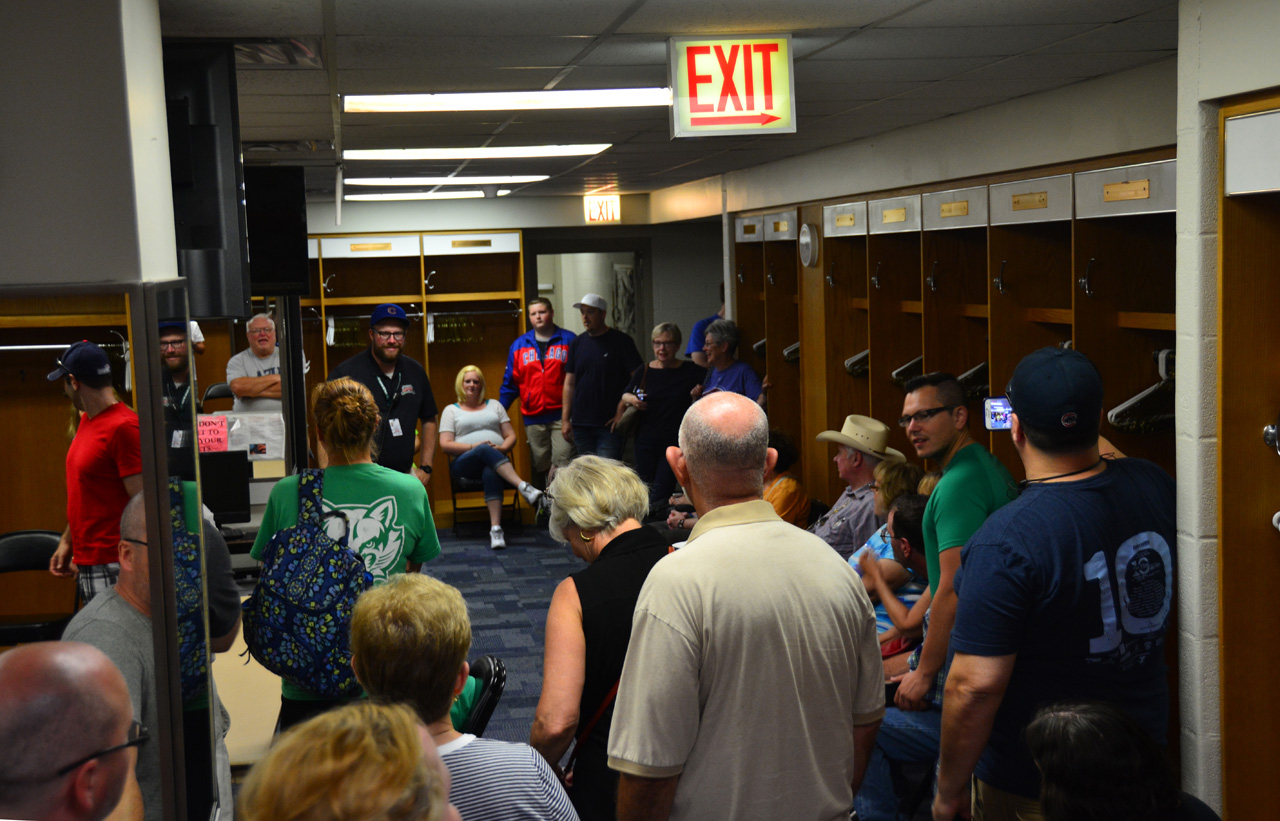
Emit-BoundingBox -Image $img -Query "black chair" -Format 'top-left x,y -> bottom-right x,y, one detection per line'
807,499 -> 830,528
201,381 -> 234,409
446,454 -> 521,538
0,530 -> 78,646
460,654 -> 506,737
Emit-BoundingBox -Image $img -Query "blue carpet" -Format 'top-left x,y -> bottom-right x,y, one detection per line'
424,522 -> 585,745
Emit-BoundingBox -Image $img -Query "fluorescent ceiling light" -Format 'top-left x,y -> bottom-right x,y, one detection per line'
345,175 -> 548,186
345,88 -> 671,113
345,190 -> 511,201
343,145 -> 610,161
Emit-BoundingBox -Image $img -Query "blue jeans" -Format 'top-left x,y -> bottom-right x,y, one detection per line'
854,706 -> 942,821
571,424 -> 623,459
450,444 -> 511,501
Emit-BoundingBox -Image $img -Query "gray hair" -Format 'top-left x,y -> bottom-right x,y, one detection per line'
246,313 -> 276,333
547,456 -> 650,544
838,444 -> 882,469
678,392 -> 769,500
704,319 -> 740,356
651,322 -> 682,350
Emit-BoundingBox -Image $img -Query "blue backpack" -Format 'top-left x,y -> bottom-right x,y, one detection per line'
168,479 -> 209,704
241,469 -> 373,698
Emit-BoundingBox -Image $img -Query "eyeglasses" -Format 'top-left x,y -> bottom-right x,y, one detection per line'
373,330 -> 406,341
652,339 -> 678,347
121,537 -> 147,548
159,340 -> 186,350
897,405 -> 958,428
55,720 -> 149,777
248,327 -> 274,336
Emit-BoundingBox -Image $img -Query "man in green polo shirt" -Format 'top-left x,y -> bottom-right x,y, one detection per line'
854,372 -> 1015,821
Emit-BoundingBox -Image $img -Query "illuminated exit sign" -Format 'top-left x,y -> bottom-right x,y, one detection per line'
584,195 -> 621,223
668,34 -> 795,138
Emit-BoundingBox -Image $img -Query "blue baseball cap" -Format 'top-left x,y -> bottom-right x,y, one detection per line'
158,321 -> 187,335
1006,347 -> 1103,431
47,340 -> 112,382
370,303 -> 409,327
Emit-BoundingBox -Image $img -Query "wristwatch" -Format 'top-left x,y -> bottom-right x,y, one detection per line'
418,464 -> 432,474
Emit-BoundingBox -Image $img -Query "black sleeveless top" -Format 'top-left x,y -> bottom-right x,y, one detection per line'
567,525 -> 670,820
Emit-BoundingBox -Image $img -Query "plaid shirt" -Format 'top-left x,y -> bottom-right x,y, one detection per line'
906,609 -> 950,707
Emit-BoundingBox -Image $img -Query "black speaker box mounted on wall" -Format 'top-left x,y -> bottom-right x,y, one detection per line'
163,42 -> 250,319
244,166 -> 312,298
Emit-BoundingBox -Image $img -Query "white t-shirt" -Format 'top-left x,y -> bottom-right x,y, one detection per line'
439,399 -> 509,447
225,347 -> 282,412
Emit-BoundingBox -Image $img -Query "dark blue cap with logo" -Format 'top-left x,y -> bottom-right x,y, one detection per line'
370,303 -> 408,327
47,340 -> 112,382
1005,347 -> 1103,430
158,321 -> 187,335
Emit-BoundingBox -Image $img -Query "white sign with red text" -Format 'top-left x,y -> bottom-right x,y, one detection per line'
668,34 -> 795,138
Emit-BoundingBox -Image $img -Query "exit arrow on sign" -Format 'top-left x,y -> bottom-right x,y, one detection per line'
690,112 -> 781,126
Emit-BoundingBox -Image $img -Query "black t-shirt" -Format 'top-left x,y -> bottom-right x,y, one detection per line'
328,350 -> 438,473
565,328 -> 643,426
163,371 -> 197,480
624,361 -> 706,448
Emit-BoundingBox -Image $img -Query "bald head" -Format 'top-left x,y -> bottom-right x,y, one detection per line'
676,392 -> 772,506
0,642 -> 133,818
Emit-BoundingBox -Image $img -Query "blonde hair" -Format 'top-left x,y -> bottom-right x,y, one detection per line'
351,575 -> 471,723
453,365 -> 486,404
873,460 -> 925,510
651,322 -> 682,350
312,378 -> 380,464
918,471 -> 943,496
547,455 -> 650,544
238,702 -> 446,821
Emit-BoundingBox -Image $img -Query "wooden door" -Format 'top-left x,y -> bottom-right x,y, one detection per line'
1217,97 -> 1280,817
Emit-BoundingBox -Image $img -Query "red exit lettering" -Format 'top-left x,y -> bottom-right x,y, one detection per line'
686,42 -> 780,114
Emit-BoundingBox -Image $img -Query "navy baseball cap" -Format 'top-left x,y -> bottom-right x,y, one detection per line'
1005,347 -> 1103,431
47,340 -> 112,382
370,303 -> 409,327
158,321 -> 187,335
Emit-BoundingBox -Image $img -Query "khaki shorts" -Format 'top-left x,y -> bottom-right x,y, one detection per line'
972,778 -> 1045,821
526,421 -> 574,473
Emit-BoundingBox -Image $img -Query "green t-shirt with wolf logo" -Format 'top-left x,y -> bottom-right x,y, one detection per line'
252,462 -> 441,700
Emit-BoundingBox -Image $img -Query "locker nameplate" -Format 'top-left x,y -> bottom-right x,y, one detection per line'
835,213 -> 857,227
1102,180 -> 1150,202
1011,192 -> 1048,211
452,239 -> 492,248
882,208 -> 906,224
772,220 -> 789,232
940,200 -> 969,218
350,243 -> 393,252
742,223 -> 758,235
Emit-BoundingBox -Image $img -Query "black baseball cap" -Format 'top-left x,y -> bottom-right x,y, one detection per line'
1005,347 -> 1103,431
47,340 -> 112,382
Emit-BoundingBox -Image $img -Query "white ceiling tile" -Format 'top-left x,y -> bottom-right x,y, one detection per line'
884,0 -> 1176,28
618,0 -> 922,35
793,79 -> 929,102
159,0 -> 323,37
577,36 -> 669,66
551,65 -> 670,89
807,25 -> 1096,60
336,36 -> 589,70
337,0 -> 640,36
1133,3 -> 1179,22
962,51 -> 1173,81
795,57 -> 996,84
241,111 -> 335,127
337,68 -> 563,94
239,95 -> 331,114
241,127 -> 334,143
1038,20 -> 1178,53
236,70 -> 331,96
899,76 -> 1076,100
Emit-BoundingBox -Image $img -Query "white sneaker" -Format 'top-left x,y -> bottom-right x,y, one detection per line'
518,481 -> 544,508
489,526 -> 506,550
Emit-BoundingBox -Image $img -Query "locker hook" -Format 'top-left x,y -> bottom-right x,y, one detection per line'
826,262 -> 835,288
767,262 -> 776,286
737,263 -> 744,284
1264,412 -> 1280,455
425,270 -> 437,291
993,260 -> 1008,295
926,260 -> 939,293
871,261 -> 882,290
1077,257 -> 1096,297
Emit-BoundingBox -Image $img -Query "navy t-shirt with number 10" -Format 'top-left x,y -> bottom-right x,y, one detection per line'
950,457 -> 1176,800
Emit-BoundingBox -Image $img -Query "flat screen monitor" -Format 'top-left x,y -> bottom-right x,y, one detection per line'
198,451 -> 252,526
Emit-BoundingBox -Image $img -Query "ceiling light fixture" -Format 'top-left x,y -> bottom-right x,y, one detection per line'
345,175 -> 549,186
344,88 -> 672,113
345,190 -> 512,201
343,145 -> 611,161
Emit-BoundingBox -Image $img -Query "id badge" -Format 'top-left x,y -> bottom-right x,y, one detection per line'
171,430 -> 189,448
388,418 -> 404,437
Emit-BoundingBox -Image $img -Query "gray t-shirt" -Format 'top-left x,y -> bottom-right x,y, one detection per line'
63,591 -> 160,821
439,399 -> 509,447
225,347 -> 282,412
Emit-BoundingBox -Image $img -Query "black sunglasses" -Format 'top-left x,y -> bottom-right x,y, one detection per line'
55,720 -> 149,776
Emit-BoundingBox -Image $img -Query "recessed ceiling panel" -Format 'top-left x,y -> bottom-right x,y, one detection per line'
619,0 -> 922,35
809,25 -> 1096,60
336,35 -> 588,70
884,0 -> 1176,28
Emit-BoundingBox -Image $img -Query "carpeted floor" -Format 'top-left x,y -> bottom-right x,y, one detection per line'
424,520 -> 584,745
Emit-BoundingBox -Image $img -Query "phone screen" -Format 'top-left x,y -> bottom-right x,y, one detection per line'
985,397 -> 1013,430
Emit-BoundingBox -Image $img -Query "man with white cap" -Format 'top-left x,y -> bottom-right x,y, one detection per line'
47,341 -> 142,603
560,292 -> 642,459
811,414 -> 906,561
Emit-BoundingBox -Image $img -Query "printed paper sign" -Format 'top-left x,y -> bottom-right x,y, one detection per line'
197,415 -> 229,452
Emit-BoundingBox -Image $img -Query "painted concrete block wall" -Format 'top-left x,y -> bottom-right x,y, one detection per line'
649,226 -> 724,360
1175,0 -> 1221,809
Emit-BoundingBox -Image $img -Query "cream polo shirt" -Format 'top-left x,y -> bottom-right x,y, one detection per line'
608,499 -> 885,821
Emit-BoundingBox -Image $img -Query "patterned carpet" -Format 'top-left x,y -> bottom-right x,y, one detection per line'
424,520 -> 584,744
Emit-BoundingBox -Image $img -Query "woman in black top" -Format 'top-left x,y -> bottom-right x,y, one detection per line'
615,322 -> 705,510
530,456 -> 670,821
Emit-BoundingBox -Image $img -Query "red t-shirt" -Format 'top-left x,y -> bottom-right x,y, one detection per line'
65,403 -> 142,566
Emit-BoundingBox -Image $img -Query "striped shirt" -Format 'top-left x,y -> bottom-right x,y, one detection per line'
439,734 -> 579,821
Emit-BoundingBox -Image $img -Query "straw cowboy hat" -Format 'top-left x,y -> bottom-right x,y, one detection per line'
815,414 -> 906,463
